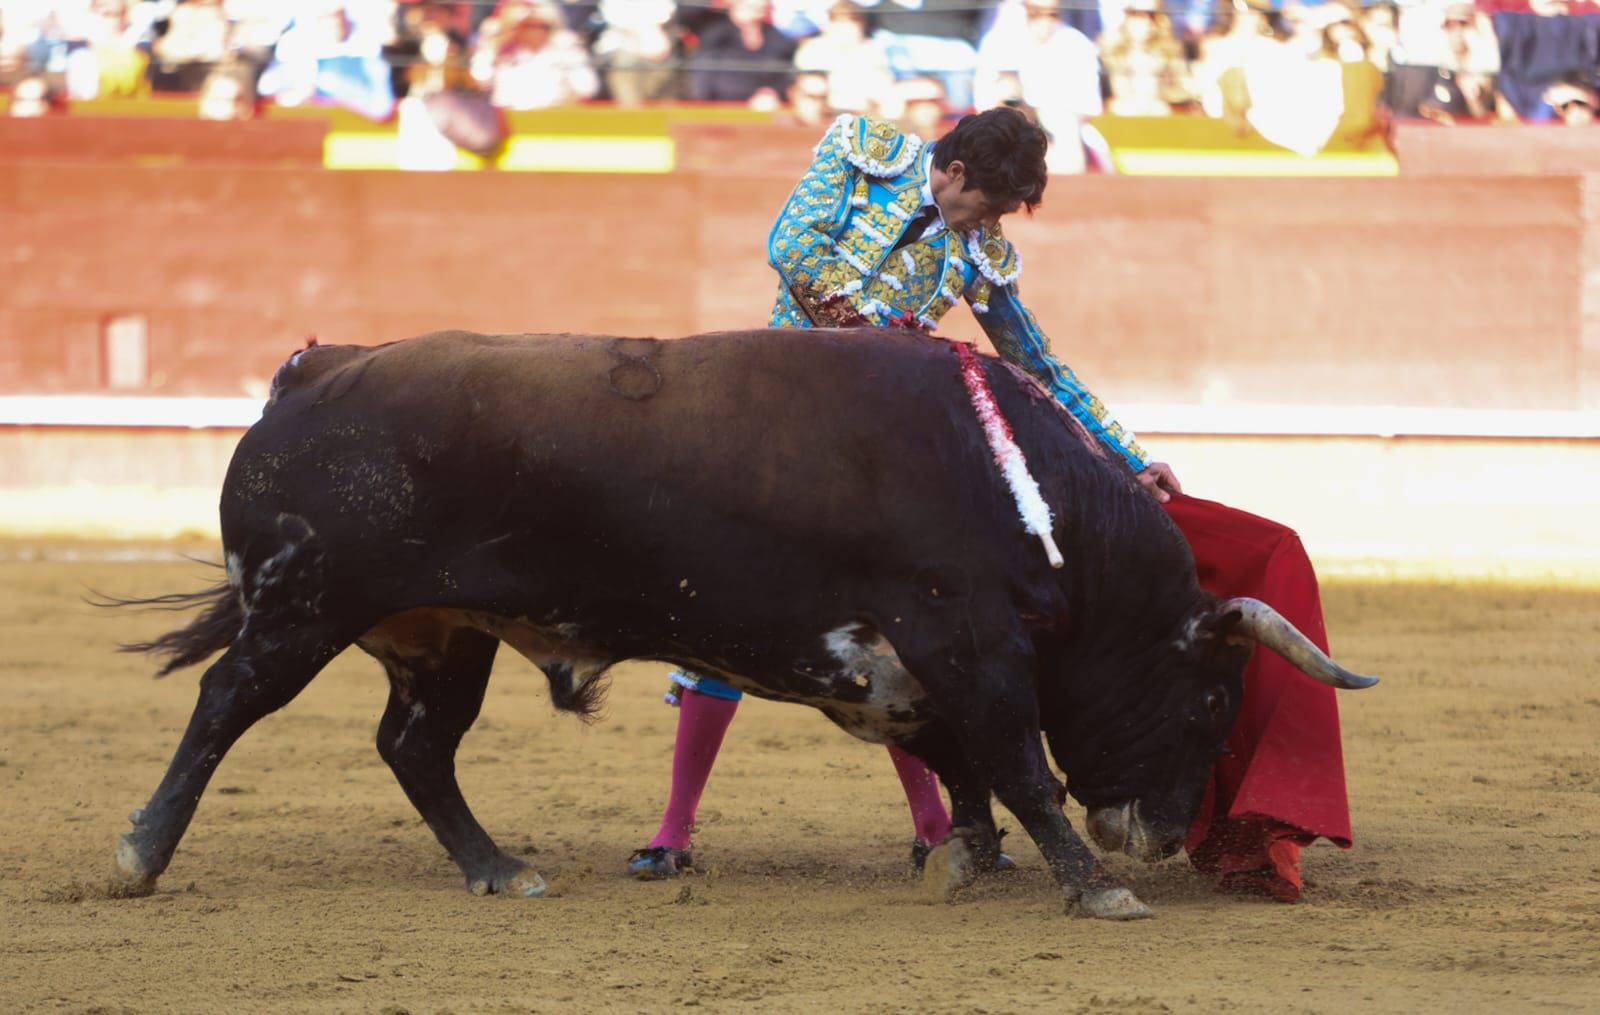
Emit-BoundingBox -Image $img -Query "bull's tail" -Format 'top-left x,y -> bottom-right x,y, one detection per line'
91,578 -> 243,677
539,661 -> 609,721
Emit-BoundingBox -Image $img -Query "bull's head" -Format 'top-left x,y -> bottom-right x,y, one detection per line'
1047,597 -> 1377,864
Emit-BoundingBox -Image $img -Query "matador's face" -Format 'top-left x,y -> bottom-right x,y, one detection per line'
931,160 -> 1021,234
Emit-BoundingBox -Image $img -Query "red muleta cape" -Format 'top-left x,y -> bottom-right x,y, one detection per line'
1165,493 -> 1353,902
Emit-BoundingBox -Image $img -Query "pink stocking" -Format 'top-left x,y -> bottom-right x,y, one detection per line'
647,689 -> 740,850
887,744 -> 952,845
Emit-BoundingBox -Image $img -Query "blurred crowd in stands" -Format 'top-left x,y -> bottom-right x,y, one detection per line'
2,0 -> 1599,162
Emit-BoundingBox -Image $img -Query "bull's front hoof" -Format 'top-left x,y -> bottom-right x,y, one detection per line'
467,865 -> 548,898
1069,885 -> 1154,920
113,834 -> 159,897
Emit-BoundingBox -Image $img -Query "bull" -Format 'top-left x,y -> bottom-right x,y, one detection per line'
113,329 -> 1376,919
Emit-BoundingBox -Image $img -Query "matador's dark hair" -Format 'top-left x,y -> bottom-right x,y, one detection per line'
930,106 -> 1049,212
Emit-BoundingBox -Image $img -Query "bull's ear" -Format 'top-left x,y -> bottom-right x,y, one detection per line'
1177,605 -> 1244,657
1211,605 -> 1247,646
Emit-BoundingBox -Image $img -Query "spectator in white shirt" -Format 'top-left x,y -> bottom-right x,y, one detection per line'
592,0 -> 676,105
975,0 -> 1102,173
474,0 -> 598,109
793,0 -> 892,115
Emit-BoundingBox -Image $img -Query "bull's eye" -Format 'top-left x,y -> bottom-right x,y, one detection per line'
1202,688 -> 1227,723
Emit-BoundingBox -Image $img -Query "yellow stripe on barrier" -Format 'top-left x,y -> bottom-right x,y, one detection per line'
1111,149 -> 1399,177
323,133 -> 476,170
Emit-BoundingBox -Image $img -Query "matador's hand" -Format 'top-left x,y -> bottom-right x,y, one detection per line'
1136,462 -> 1182,504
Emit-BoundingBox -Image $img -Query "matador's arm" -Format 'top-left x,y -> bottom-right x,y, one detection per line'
973,281 -> 1149,473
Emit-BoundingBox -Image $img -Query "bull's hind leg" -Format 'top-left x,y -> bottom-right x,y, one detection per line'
117,623 -> 349,893
363,615 -> 545,897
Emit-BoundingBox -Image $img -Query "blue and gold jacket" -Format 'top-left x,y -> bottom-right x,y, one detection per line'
766,113 -> 1148,472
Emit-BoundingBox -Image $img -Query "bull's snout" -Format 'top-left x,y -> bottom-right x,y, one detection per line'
1086,802 -> 1184,863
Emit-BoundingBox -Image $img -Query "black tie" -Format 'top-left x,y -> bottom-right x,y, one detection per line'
892,206 -> 939,252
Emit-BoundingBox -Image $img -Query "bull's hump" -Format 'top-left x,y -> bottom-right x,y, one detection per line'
267,340 -> 375,404
264,331 -> 515,406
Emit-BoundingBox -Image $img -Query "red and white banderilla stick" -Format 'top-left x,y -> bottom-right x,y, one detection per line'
954,342 -> 1065,570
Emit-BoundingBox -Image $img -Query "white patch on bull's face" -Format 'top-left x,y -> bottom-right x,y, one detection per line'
815,623 -> 927,744
1173,614 -> 1205,653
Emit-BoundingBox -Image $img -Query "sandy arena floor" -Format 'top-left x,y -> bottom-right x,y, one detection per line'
2,547 -> 1598,1013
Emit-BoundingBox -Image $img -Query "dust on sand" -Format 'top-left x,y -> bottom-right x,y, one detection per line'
2,551 -> 1597,1013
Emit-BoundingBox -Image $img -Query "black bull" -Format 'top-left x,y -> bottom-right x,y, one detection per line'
114,329 -> 1375,919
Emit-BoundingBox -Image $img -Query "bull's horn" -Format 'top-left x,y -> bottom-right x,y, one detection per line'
1222,597 -> 1379,690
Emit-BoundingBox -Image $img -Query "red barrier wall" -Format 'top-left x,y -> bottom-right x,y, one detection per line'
672,123 -> 818,176
0,165 -> 702,394
991,175 -> 1593,409
1394,122 -> 1600,177
0,117 -> 327,166
3,162 -> 1597,409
